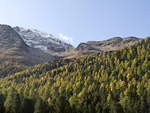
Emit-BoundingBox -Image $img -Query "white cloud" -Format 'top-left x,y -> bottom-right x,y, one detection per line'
57,33 -> 74,44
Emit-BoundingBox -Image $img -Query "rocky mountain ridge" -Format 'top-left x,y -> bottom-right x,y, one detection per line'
77,36 -> 140,51
61,37 -> 141,58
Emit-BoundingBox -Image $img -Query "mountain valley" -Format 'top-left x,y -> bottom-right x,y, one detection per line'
0,24 -> 149,113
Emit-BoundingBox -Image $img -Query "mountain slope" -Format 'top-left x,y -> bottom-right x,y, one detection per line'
0,24 -> 58,76
13,26 -> 141,59
0,38 -> 149,113
14,26 -> 74,54
77,36 -> 140,51
61,36 -> 141,58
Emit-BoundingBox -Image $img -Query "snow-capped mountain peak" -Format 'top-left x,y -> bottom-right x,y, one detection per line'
13,26 -> 74,52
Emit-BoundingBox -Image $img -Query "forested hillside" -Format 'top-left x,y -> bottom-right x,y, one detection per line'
0,38 -> 149,113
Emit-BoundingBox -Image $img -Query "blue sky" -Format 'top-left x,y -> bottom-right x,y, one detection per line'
0,0 -> 150,46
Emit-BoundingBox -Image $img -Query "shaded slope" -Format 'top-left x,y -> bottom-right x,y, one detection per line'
0,24 -> 58,76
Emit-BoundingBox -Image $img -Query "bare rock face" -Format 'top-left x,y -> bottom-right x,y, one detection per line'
0,24 -> 58,66
0,25 -> 27,49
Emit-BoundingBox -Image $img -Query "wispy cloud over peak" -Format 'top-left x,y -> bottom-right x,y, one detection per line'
57,33 -> 75,45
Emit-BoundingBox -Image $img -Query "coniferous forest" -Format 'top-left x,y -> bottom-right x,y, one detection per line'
0,38 -> 150,113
